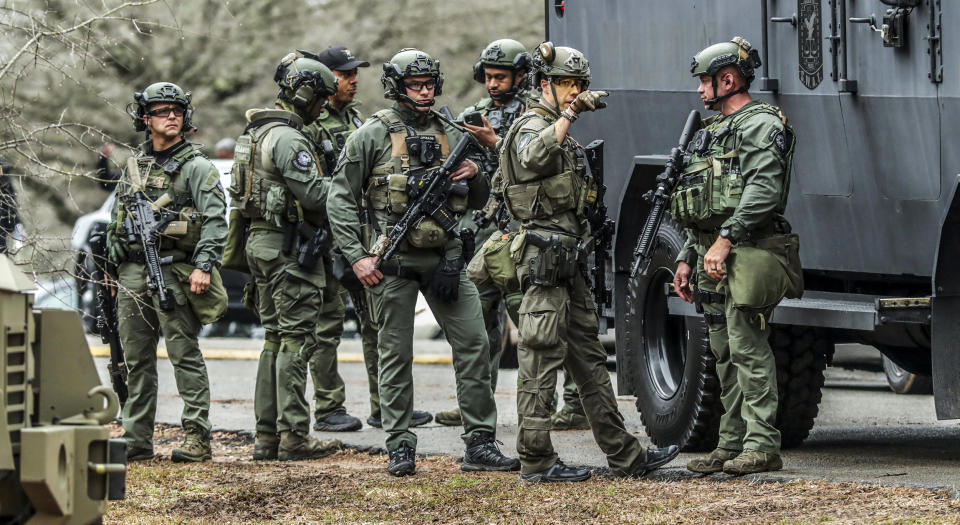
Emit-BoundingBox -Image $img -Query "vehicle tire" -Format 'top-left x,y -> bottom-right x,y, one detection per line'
882,355 -> 933,395
770,326 -> 834,448
623,220 -> 723,451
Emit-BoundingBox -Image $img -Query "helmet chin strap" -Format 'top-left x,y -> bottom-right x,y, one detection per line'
706,74 -> 748,111
398,93 -> 435,108
547,78 -> 561,115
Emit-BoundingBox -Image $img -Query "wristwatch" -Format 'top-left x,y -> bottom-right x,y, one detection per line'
196,261 -> 213,273
561,108 -> 578,123
718,227 -> 734,242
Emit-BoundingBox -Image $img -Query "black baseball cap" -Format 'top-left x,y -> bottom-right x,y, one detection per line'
311,46 -> 370,71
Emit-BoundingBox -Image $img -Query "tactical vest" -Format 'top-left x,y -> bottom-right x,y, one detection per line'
484,97 -> 526,137
117,142 -> 205,254
229,110 -> 315,228
496,110 -> 595,222
362,108 -> 467,249
670,102 -> 796,231
320,106 -> 364,152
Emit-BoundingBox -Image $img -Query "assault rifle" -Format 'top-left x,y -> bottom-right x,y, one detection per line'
371,130 -> 482,266
88,222 -> 128,407
584,140 -> 614,312
120,157 -> 177,311
630,110 -> 702,277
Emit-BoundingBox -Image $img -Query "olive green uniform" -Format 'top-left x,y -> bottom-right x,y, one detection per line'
303,101 -> 376,421
458,93 -> 580,412
236,108 -> 332,437
111,141 -> 227,451
499,102 -> 645,475
327,103 -> 498,452
673,101 -> 799,455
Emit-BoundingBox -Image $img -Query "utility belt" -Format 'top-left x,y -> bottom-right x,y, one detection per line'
692,220 -> 788,249
523,230 -> 585,289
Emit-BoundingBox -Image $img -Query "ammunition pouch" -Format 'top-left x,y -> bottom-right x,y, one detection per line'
387,174 -> 410,214
169,206 -> 201,253
524,231 -> 581,289
504,170 -> 580,220
263,184 -> 299,228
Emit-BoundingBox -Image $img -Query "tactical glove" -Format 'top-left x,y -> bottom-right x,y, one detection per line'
570,90 -> 609,114
426,257 -> 463,302
105,222 -> 127,263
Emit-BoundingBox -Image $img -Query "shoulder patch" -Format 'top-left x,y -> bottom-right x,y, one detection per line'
293,150 -> 313,171
769,128 -> 790,156
517,133 -> 534,154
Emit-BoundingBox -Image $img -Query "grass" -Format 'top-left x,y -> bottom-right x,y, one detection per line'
104,426 -> 960,524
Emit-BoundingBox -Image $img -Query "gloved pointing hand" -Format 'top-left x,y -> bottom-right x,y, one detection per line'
570,90 -> 609,114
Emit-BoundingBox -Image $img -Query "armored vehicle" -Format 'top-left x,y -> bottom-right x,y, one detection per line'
547,0 -> 958,450
0,254 -> 125,523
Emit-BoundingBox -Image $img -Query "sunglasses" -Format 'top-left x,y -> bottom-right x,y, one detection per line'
552,78 -> 588,90
403,79 -> 437,92
146,106 -> 185,118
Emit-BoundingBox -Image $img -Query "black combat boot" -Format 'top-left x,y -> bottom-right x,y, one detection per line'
462,432 -> 521,472
313,409 -> 362,432
627,445 -> 681,477
387,443 -> 416,477
367,410 -> 433,429
520,460 -> 591,482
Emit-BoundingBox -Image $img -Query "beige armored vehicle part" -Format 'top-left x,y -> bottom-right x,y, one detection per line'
0,254 -> 126,524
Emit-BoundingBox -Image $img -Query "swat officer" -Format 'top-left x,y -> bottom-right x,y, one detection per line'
498,43 -> 679,481
303,45 -> 430,431
677,37 -> 801,475
327,48 -> 519,477
106,82 -> 227,462
435,38 -> 587,431
229,53 -> 344,461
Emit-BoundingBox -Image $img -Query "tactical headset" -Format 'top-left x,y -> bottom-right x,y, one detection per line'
126,85 -> 196,134
274,52 -> 337,112
381,50 -> 444,107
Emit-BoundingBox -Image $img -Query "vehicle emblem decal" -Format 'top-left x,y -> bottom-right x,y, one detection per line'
798,0 -> 823,90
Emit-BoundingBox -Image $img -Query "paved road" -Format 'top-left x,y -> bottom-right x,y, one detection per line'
95,340 -> 960,493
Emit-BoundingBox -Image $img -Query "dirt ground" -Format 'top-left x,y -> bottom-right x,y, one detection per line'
102,425 -> 960,524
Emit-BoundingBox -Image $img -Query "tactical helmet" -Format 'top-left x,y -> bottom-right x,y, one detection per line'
274,52 -> 339,116
126,82 -> 196,133
381,48 -> 444,106
531,42 -> 591,88
473,39 -> 532,83
690,36 -> 761,84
